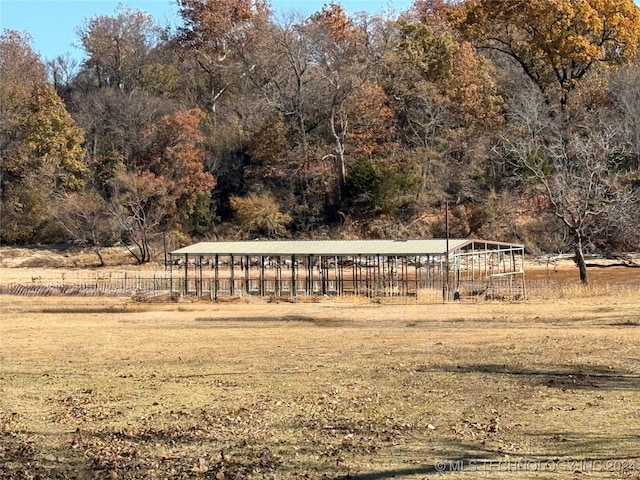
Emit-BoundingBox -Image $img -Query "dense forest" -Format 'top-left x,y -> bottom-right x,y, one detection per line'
1,0 -> 640,280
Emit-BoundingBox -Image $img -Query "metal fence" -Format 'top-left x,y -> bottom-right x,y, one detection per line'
1,273 -> 636,302
0,272 -> 172,298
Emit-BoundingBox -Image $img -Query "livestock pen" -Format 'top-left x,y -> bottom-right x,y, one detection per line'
169,239 -> 526,302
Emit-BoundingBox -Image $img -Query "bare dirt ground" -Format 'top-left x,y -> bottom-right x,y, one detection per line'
1,247 -> 640,479
0,245 -> 159,283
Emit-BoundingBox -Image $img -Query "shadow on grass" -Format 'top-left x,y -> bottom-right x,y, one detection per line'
196,315 -> 315,323
333,434 -> 640,479
194,315 -> 345,327
525,432 -> 640,458
416,363 -> 640,390
608,320 -> 640,327
334,465 -> 438,479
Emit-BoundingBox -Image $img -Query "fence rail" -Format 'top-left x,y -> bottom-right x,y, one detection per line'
1,275 -> 637,301
0,273 -> 172,298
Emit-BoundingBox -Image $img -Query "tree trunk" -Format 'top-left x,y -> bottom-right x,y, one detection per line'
573,236 -> 588,285
329,107 -> 346,201
92,247 -> 105,267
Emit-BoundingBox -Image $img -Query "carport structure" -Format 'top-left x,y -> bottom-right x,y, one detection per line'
169,239 -> 526,301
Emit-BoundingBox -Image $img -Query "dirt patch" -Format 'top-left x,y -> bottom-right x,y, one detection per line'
526,257 -> 640,286
0,244 -> 140,268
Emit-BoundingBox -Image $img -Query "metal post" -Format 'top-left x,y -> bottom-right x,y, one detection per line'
275,256 -> 281,296
444,201 -> 450,303
260,256 -> 265,296
169,253 -> 173,297
291,255 -> 296,297
245,256 -> 250,294
214,254 -> 219,301
230,255 -> 235,296
184,254 -> 189,296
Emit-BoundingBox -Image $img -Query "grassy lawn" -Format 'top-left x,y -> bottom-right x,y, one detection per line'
1,293 -> 640,479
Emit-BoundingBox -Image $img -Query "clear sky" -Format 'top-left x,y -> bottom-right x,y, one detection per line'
0,0 -> 413,62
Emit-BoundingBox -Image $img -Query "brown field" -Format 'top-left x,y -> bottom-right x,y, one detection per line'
1,249 -> 640,479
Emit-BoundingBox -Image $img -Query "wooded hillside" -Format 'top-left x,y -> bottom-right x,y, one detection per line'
2,0 -> 639,278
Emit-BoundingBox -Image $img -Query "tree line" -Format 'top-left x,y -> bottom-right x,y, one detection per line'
1,0 -> 639,282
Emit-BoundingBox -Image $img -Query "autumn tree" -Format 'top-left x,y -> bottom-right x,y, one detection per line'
382,13 -> 502,206
237,14 -> 323,226
2,83 -> 87,243
133,108 -> 216,227
177,0 -> 270,114
69,86 -> 174,197
344,82 -> 395,156
609,60 -> 640,169
48,53 -> 80,101
175,0 -> 285,230
0,30 -> 46,187
1,31 -> 86,243
68,6 -> 181,199
54,191 -> 114,266
451,0 -> 640,106
109,170 -> 168,264
230,193 -> 292,238
306,3 -> 370,198
109,108 -> 215,263
77,5 -> 162,91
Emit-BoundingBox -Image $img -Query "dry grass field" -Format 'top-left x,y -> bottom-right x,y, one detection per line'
1,248 -> 640,479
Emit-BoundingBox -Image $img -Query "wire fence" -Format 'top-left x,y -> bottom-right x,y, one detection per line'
0,272 -> 172,298
1,273 -> 638,302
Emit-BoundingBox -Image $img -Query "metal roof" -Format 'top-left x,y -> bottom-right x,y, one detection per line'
170,239 -> 523,257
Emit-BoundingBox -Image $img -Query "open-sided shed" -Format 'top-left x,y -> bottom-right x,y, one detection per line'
169,239 -> 526,301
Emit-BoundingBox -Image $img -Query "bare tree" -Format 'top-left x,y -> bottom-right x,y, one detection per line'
47,53 -> 79,94
109,171 -> 168,264
501,90 -> 637,284
610,60 -> 640,169
54,192 -> 114,266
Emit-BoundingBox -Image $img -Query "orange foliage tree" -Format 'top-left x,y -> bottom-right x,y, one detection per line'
450,0 -> 640,106
383,13 -> 502,203
111,108 -> 215,263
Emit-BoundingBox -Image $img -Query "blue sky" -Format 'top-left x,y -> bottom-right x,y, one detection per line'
0,0 -> 413,61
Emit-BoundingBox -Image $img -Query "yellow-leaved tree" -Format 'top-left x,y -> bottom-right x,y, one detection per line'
230,193 -> 292,238
1,30 -> 87,243
450,0 -> 640,106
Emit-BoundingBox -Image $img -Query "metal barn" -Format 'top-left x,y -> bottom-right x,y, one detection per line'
169,239 -> 526,302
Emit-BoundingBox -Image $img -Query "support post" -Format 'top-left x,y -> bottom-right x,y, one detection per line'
214,254 -> 219,301
444,201 -> 450,303
291,255 -> 296,297
245,256 -> 250,294
184,253 -> 189,296
275,256 -> 281,296
260,256 -> 265,296
169,254 -> 173,297
230,255 -> 235,296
